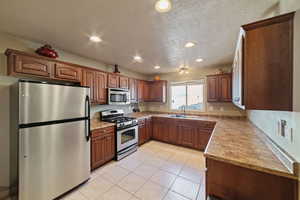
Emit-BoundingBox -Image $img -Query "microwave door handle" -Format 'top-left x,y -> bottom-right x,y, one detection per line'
85,95 -> 91,141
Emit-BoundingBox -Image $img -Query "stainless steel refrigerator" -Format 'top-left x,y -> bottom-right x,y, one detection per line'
10,80 -> 91,200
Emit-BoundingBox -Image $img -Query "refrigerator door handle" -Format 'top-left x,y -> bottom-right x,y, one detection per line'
85,95 -> 91,141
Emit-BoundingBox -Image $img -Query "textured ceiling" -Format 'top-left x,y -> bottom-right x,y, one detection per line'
0,0 -> 279,74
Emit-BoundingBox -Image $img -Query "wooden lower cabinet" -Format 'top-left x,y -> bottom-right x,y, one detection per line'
91,127 -> 115,170
206,158 -> 298,200
152,117 -> 215,150
138,117 -> 152,145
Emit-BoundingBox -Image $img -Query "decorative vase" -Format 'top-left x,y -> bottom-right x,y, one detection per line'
35,44 -> 58,58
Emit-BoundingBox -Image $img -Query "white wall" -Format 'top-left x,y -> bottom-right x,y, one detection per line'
280,0 -> 300,13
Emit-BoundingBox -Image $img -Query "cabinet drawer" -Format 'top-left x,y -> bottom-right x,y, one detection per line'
13,54 -> 53,77
92,126 -> 115,138
54,63 -> 82,82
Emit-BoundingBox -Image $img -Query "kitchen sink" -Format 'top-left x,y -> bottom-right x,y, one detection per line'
168,114 -> 187,118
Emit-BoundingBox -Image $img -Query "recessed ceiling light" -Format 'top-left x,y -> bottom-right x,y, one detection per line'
89,36 -> 102,43
154,66 -> 161,69
196,58 -> 203,62
133,55 -> 143,62
185,42 -> 195,48
155,0 -> 172,13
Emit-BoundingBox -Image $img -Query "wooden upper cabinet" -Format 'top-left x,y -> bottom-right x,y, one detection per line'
149,81 -> 167,103
95,71 -> 107,104
129,78 -> 138,103
207,76 -> 219,102
107,74 -> 119,88
6,52 -> 53,78
82,69 -> 107,104
241,12 -> 294,111
138,80 -> 144,102
82,69 -> 96,103
54,63 -> 82,82
218,74 -> 232,102
207,73 -> 232,102
119,76 -> 129,89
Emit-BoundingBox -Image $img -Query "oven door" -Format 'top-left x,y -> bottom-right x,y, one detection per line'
117,126 -> 138,152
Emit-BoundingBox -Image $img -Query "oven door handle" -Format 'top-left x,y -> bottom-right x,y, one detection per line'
118,145 -> 137,156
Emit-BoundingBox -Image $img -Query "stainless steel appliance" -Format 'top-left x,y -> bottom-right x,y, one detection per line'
108,88 -> 130,105
11,80 -> 91,200
101,110 -> 138,160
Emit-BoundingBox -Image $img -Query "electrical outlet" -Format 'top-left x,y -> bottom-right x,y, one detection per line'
279,120 -> 287,137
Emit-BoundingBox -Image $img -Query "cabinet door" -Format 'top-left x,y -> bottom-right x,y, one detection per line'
82,69 -> 96,103
54,63 -> 82,82
129,78 -> 138,102
108,74 -> 119,88
138,80 -> 144,102
149,81 -> 166,102
146,117 -> 152,141
169,125 -> 180,145
91,135 -> 106,170
178,124 -> 196,148
13,54 -> 53,77
219,74 -> 232,102
119,76 -> 129,89
104,133 -> 115,161
95,71 -> 107,104
207,76 -> 219,102
138,120 -> 146,145
143,81 -> 150,101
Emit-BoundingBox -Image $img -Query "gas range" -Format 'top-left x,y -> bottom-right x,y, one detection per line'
100,109 -> 139,160
101,110 -> 138,130
107,116 -> 138,129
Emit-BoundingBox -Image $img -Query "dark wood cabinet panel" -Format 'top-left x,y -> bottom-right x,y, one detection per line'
119,76 -> 129,89
138,80 -> 145,102
218,74 -> 232,102
206,158 -> 298,200
207,76 -> 219,102
82,69 -> 107,104
149,81 -> 167,103
82,69 -> 96,103
129,78 -> 138,103
95,71 -> 107,104
207,74 -> 232,102
178,125 -> 195,148
54,63 -> 82,82
146,117 -> 152,141
242,13 -> 294,111
91,127 -> 115,170
152,117 -> 215,150
138,119 -> 146,145
108,74 -> 120,88
8,54 -> 53,78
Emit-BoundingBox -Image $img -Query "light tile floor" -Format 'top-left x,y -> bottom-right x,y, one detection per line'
60,141 -> 206,200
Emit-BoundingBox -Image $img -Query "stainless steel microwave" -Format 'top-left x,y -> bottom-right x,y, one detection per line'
108,88 -> 130,105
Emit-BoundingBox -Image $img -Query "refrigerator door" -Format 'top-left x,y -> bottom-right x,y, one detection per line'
19,81 -> 90,125
19,120 -> 90,200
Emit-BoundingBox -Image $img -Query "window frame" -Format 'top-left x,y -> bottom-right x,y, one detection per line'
170,80 -> 205,112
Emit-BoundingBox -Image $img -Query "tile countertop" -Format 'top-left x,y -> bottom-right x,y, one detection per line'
90,119 -> 115,131
126,112 -> 298,180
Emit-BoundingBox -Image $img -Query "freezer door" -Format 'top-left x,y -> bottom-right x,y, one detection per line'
19,82 -> 90,124
19,120 -> 90,200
